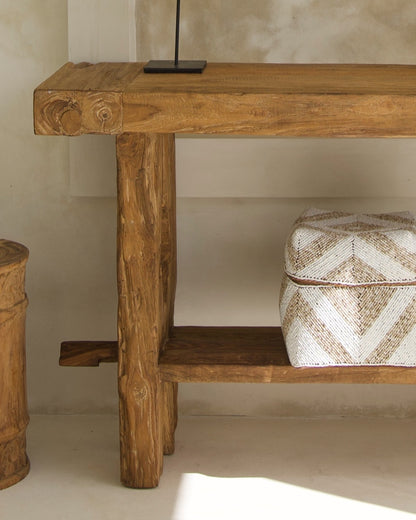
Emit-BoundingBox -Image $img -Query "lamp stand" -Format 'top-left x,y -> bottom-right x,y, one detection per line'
144,0 -> 206,73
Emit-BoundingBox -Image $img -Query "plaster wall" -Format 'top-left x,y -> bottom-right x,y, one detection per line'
0,1 -> 118,413
137,0 -> 416,64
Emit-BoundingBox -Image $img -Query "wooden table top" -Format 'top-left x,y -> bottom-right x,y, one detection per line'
34,62 -> 416,137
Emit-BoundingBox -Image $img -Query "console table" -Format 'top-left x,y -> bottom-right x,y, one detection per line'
34,62 -> 416,488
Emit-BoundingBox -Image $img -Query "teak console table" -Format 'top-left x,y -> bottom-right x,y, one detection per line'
34,62 -> 416,488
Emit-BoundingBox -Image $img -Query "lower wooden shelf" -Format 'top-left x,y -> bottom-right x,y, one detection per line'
59,326 -> 416,384
60,341 -> 118,366
159,326 -> 416,384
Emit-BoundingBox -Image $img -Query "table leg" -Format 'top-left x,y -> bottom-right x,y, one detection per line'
116,132 -> 175,488
162,382 -> 178,455
160,133 -> 178,456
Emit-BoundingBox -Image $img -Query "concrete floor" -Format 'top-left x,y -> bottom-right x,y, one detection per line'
2,415 -> 416,519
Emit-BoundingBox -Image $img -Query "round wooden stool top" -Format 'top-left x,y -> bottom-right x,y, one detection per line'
0,239 -> 29,272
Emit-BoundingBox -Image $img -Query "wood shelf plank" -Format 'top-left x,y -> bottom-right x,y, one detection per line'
34,62 -> 416,137
159,327 -> 416,384
60,341 -> 118,367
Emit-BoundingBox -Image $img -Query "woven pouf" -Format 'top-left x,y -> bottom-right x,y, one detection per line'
280,208 -> 416,367
0,240 -> 29,489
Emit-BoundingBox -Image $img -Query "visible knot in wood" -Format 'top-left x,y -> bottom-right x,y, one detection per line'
45,98 -> 82,135
97,106 -> 111,122
60,105 -> 82,135
88,93 -> 122,133
93,102 -> 114,130
133,383 -> 148,402
35,90 -> 122,135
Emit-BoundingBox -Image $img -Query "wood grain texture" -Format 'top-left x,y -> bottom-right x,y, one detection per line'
0,240 -> 29,489
159,327 -> 416,384
126,63 -> 416,96
160,134 -> 176,347
34,90 -> 122,136
0,432 -> 29,490
162,382 -> 178,456
117,133 -> 168,488
0,240 -> 29,270
159,134 -> 178,456
36,62 -> 142,92
34,62 -> 141,136
59,341 -> 118,366
124,93 -> 416,137
34,62 -> 416,137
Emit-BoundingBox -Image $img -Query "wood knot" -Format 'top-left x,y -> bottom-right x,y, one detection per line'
133,384 -> 148,402
43,96 -> 82,135
97,107 -> 111,121
88,93 -> 122,133
34,90 -> 122,135
60,103 -> 82,135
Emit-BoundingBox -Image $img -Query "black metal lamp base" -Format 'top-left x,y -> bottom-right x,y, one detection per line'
144,60 -> 207,74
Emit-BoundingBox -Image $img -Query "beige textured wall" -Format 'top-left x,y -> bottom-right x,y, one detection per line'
1,1 -> 118,413
137,0 -> 416,63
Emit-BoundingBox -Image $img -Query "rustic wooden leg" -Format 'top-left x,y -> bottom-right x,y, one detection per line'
160,134 -> 178,455
117,132 -> 173,488
162,382 -> 178,455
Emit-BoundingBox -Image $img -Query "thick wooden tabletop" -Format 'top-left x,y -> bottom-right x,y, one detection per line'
34,62 -> 416,137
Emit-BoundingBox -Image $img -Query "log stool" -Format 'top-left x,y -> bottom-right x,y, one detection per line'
0,240 -> 29,489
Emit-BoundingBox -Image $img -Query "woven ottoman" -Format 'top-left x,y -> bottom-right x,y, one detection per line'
279,208 -> 416,367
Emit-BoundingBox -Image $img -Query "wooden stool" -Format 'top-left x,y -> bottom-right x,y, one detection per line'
0,240 -> 29,489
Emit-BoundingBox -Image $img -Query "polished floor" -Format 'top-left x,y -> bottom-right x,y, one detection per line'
2,415 -> 416,519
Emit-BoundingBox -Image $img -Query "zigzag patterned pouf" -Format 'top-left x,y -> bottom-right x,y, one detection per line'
279,208 -> 416,367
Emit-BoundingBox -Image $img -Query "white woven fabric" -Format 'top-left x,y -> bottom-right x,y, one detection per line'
285,208 -> 416,285
280,208 -> 416,367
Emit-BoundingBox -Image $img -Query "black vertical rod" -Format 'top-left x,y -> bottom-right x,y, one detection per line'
175,0 -> 181,67
174,0 -> 181,66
